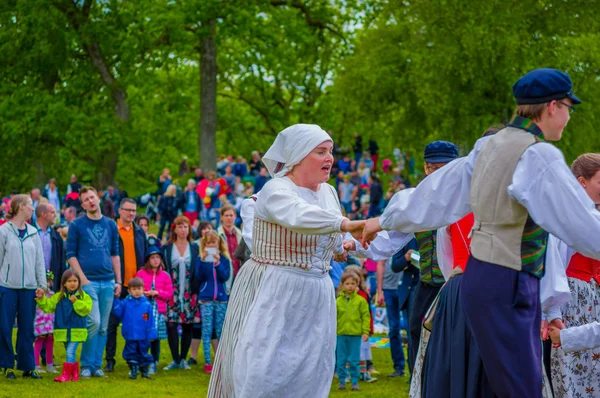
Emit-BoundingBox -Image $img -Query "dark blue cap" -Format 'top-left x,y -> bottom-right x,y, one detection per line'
513,68 -> 581,105
424,140 -> 459,164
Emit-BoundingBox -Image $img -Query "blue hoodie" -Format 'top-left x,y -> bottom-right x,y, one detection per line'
194,255 -> 231,302
112,295 -> 157,341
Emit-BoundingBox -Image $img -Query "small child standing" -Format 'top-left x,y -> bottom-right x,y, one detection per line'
112,277 -> 157,379
345,266 -> 377,382
136,245 -> 174,374
336,271 -> 371,391
35,269 -> 93,382
194,231 -> 230,374
34,271 -> 57,374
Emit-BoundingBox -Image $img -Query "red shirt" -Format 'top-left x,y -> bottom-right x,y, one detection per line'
449,213 -> 474,271
224,229 -> 240,276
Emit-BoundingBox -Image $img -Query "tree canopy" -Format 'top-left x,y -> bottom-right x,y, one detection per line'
1,0 -> 599,195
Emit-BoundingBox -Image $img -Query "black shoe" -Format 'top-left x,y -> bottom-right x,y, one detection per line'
129,365 -> 139,379
140,366 -> 151,379
4,369 -> 16,380
388,369 -> 406,377
104,360 -> 115,372
187,358 -> 198,366
23,370 -> 43,379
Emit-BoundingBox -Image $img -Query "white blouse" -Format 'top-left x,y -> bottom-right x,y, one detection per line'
171,244 -> 191,308
540,235 -> 571,321
245,177 -> 346,273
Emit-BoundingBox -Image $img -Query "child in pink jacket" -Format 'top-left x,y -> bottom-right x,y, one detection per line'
136,245 -> 174,374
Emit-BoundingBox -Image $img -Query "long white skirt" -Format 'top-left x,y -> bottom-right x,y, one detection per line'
208,260 -> 336,398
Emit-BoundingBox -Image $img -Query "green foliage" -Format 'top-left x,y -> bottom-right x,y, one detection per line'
1,0 -> 599,195
326,0 -> 600,164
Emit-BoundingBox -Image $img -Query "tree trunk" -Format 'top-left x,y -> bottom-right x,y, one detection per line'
199,20 -> 217,172
96,148 -> 119,190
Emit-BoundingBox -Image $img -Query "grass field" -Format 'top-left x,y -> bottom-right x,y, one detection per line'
2,333 -> 410,398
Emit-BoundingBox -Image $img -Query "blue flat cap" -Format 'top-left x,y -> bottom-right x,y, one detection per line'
424,140 -> 459,164
513,68 -> 581,105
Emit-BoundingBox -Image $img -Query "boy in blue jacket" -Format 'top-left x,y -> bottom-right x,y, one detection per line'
112,277 -> 157,379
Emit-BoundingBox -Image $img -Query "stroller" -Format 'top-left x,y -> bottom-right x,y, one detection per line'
136,193 -> 159,221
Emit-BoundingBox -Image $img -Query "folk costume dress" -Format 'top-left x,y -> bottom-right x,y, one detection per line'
377,117 -> 600,398
208,125 -> 347,398
543,236 -> 600,398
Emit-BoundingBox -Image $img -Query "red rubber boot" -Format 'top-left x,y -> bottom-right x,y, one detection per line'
54,363 -> 72,382
71,362 -> 80,381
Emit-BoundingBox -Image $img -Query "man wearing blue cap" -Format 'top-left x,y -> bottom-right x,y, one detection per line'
405,140 -> 458,371
342,140 -> 460,378
362,68 -> 600,397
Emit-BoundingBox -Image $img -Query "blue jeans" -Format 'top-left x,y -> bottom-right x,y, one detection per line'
65,342 -> 80,363
384,288 -> 406,372
336,335 -> 361,385
81,279 -> 115,371
0,287 -> 36,371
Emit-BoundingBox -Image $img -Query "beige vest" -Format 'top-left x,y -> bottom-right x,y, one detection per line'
470,127 -> 538,271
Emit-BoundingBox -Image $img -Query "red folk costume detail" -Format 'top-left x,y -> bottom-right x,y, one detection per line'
566,252 -> 600,283
449,213 -> 475,271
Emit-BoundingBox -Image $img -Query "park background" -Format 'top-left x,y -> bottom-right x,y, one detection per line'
2,0 -> 600,194
2,1 -> 599,396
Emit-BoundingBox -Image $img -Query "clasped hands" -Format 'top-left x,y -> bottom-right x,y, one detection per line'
340,217 -> 383,248
541,319 -> 565,348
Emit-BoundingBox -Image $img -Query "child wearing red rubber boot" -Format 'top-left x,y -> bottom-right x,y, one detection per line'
36,269 -> 92,382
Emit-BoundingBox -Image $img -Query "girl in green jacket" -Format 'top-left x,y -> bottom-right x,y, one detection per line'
36,269 -> 92,383
336,271 -> 370,391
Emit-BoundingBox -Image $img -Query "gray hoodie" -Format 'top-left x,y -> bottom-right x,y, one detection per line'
0,221 -> 47,290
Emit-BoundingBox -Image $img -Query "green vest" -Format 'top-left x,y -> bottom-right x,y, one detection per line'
415,230 -> 444,286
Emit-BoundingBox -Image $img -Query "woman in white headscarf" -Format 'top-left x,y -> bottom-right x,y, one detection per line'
208,124 -> 364,398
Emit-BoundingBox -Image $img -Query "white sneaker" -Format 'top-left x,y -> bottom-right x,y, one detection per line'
46,364 -> 59,374
34,366 -> 46,373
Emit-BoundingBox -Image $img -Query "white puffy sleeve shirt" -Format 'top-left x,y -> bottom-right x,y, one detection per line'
379,137 -> 600,260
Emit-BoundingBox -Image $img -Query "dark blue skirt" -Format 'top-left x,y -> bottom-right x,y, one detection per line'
421,274 -> 496,398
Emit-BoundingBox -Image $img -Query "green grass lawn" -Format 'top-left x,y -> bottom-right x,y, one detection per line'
2,334 -> 410,397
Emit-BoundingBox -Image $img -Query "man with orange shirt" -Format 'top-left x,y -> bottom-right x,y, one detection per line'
104,198 -> 147,372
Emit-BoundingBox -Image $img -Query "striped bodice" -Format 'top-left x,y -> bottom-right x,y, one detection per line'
251,218 -> 339,273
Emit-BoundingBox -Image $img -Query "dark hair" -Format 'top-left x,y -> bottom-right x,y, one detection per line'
135,215 -> 150,225
220,204 -> 236,217
142,252 -> 165,271
79,186 -> 98,202
60,269 -> 83,296
127,277 -> 144,289
481,123 -> 506,137
571,154 -> 600,181
168,215 -> 193,244
120,198 -> 136,207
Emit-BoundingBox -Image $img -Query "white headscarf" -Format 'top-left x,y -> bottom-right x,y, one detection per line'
262,124 -> 333,178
